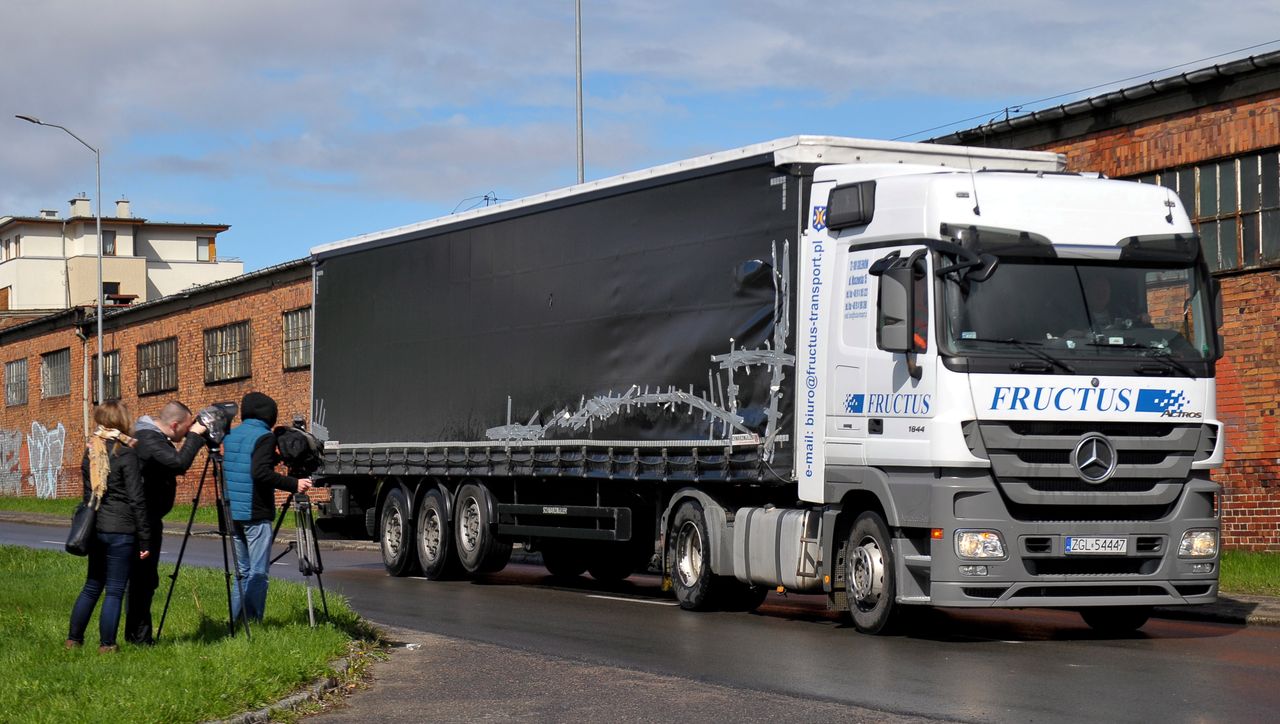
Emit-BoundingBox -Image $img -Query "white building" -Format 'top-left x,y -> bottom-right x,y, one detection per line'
0,196 -> 242,311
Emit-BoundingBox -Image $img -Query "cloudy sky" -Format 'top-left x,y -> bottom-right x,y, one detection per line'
3,1 -> 1278,270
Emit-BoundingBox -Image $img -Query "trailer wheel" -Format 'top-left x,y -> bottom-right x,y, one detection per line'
541,542 -> 588,578
1079,606 -> 1152,634
380,487 -> 419,577
415,488 -> 461,580
846,511 -> 899,634
454,482 -> 511,574
670,500 -> 720,610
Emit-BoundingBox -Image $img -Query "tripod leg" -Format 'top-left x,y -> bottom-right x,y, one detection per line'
156,455 -> 211,642
213,455 -> 252,640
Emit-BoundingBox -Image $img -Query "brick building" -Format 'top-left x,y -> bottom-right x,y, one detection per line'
0,260 -> 311,504
934,50 -> 1280,549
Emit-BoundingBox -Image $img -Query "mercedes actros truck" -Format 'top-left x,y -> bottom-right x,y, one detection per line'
309,136 -> 1223,633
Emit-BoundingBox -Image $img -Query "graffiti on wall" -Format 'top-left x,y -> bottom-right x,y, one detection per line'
0,428 -> 21,496
28,422 -> 66,500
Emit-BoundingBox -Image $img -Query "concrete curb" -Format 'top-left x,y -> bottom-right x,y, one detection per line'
207,654 -> 359,724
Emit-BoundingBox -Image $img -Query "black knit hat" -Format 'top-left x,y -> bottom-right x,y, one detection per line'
240,391 -> 278,427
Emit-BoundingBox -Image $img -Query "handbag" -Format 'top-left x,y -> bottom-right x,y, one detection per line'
66,495 -> 100,556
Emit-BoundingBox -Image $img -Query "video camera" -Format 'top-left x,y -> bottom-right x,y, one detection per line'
196,402 -> 239,447
274,416 -> 324,478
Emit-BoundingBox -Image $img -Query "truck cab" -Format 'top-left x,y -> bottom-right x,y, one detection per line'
798,164 -> 1223,632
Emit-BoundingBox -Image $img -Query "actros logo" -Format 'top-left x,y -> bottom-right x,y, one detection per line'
1134,389 -> 1202,419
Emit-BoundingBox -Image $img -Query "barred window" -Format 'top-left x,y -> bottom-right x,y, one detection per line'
92,350 -> 121,403
205,321 -> 252,383
138,337 -> 178,396
1134,149 -> 1280,272
4,358 -> 26,406
41,348 -> 71,398
282,307 -> 312,370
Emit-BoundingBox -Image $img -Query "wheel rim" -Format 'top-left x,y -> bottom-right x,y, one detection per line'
850,537 -> 885,610
383,507 -> 403,560
675,520 -> 703,588
459,496 -> 481,553
420,508 -> 442,563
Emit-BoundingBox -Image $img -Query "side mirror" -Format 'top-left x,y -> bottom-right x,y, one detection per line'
877,265 -> 913,354
874,249 -> 929,373
1212,278 -> 1225,361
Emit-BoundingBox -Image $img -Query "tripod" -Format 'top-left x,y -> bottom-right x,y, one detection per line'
270,492 -> 329,626
156,448 -> 253,641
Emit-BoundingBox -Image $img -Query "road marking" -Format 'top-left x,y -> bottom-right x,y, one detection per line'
42,540 -> 64,545
587,594 -> 679,606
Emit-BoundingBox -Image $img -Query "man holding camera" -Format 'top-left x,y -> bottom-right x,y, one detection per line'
125,401 -> 207,645
223,392 -> 311,622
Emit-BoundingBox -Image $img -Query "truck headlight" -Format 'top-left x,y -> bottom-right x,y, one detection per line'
1179,529 -> 1218,558
955,530 -> 1006,560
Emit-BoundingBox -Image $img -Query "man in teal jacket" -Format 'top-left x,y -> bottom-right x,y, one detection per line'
223,392 -> 311,622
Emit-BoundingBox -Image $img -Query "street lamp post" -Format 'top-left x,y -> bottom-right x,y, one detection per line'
15,115 -> 105,404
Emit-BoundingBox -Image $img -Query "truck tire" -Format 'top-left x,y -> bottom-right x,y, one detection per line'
846,511 -> 899,634
587,546 -> 634,582
454,482 -> 511,574
1079,606 -> 1152,634
416,488 -> 461,580
380,487 -> 419,577
541,542 -> 588,578
670,500 -> 722,610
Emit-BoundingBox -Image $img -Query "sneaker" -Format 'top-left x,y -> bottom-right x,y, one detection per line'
98,645 -> 119,654
64,639 -> 81,650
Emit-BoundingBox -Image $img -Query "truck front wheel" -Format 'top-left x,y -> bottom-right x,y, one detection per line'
846,511 -> 899,634
454,482 -> 512,574
416,487 -> 461,580
380,487 -> 419,577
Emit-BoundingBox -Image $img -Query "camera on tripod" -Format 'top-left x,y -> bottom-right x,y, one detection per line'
195,402 -> 239,447
273,415 -> 324,478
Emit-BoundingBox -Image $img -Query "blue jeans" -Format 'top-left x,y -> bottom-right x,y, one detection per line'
68,531 -> 136,646
230,520 -> 273,622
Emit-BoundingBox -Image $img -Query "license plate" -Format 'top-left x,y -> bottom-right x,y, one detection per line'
1065,536 -> 1127,554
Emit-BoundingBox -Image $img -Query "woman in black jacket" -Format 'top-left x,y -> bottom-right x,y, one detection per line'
66,401 -> 152,652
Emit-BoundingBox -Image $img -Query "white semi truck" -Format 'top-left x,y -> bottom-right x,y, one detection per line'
311,137 -> 1223,633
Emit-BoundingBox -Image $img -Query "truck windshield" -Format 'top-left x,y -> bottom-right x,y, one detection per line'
942,259 -> 1215,365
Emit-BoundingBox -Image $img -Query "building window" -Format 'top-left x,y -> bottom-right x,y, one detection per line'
41,348 -> 71,399
197,236 -> 214,262
92,350 -> 121,403
4,359 -> 26,406
1135,149 -> 1280,272
102,230 -> 117,256
137,337 -> 178,396
205,321 -> 251,383
282,307 -> 312,370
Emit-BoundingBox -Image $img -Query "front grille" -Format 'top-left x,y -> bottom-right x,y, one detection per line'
964,421 -> 1210,515
962,587 -> 1007,599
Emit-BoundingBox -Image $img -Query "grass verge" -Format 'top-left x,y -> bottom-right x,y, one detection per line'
1219,549 -> 1280,597
0,544 -> 378,724
0,496 -> 221,527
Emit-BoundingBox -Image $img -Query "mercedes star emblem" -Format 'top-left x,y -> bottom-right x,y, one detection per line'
1072,433 -> 1118,484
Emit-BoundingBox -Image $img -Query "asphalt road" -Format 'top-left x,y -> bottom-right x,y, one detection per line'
6,522 -> 1279,722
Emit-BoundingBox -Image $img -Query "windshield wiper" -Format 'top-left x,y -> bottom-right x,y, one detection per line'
1138,349 -> 1198,379
1084,342 -> 1199,379
961,337 -> 1076,374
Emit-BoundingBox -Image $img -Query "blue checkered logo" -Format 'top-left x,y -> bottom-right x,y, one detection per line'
1135,389 -> 1190,414
844,393 -> 865,414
